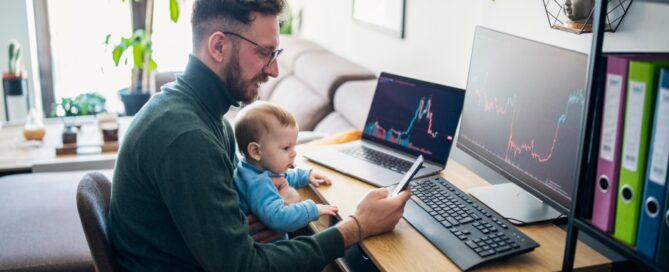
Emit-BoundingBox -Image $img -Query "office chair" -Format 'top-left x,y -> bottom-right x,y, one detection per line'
76,172 -> 118,272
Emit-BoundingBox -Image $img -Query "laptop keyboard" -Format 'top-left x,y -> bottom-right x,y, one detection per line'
403,175 -> 539,270
341,146 -> 415,173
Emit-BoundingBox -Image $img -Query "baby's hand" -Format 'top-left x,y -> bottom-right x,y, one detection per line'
317,204 -> 339,216
309,171 -> 332,187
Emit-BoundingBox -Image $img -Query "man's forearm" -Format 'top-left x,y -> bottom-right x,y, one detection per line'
335,218 -> 361,248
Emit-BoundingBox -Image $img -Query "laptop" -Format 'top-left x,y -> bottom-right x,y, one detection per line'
303,72 -> 465,187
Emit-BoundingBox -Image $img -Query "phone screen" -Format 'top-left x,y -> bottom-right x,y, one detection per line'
391,155 -> 424,197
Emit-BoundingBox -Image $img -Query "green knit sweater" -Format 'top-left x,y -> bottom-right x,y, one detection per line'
108,56 -> 344,271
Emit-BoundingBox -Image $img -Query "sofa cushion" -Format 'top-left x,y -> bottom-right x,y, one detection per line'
313,113 -> 356,135
277,36 -> 327,72
267,52 -> 374,131
292,52 -> 375,101
269,77 -> 330,131
0,170 -> 112,272
258,36 -> 327,100
314,79 -> 377,134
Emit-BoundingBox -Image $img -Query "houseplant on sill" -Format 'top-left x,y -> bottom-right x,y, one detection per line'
2,40 -> 29,120
107,0 -> 180,116
51,92 -> 108,145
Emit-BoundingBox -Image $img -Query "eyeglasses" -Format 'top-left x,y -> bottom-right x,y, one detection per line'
223,31 -> 283,67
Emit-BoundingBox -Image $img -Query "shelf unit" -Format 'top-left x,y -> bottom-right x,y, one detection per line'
562,0 -> 668,271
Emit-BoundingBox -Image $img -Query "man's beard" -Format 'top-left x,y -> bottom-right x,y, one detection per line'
223,46 -> 269,104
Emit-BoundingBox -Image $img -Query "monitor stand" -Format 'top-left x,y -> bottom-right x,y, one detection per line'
468,183 -> 563,225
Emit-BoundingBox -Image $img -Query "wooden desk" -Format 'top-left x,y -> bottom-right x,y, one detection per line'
0,117 -> 131,174
297,131 -> 610,271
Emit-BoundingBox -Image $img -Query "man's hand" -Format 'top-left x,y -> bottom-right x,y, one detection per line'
271,176 -> 301,204
336,187 -> 411,247
309,171 -> 332,187
248,214 -> 285,243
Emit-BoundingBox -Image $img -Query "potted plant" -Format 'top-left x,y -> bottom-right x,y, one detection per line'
2,40 -> 29,118
51,92 -> 108,145
107,0 -> 180,116
52,92 -> 108,118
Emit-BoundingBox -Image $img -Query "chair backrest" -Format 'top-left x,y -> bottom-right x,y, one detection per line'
76,172 -> 118,272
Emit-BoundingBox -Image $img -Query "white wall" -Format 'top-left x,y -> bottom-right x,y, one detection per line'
0,0 -> 41,122
297,0 -> 669,89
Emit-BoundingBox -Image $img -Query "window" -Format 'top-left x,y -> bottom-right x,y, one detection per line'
43,0 -> 193,114
47,0 -> 131,113
152,0 -> 194,73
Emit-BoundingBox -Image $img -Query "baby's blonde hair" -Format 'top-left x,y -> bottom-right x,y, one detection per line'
234,101 -> 297,157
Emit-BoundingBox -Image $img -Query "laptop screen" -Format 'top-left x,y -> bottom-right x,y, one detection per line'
362,72 -> 465,165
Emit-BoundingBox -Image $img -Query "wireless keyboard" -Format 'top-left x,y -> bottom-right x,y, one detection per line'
403,175 -> 539,271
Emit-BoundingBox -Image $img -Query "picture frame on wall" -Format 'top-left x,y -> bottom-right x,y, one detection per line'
352,0 -> 406,39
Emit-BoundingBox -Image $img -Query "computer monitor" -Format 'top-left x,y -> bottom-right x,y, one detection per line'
456,26 -> 588,223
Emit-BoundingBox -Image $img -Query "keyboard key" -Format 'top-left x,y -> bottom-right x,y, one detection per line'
466,241 -> 478,249
459,216 -> 474,224
446,217 -> 460,226
478,249 -> 496,258
411,197 -> 433,212
495,245 -> 511,253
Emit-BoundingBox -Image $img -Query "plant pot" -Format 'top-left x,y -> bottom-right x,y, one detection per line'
2,76 -> 27,96
119,88 -> 150,116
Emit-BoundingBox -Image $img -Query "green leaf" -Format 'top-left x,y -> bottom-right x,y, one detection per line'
104,34 -> 111,45
170,0 -> 180,23
121,37 -> 134,47
280,13 -> 292,35
149,59 -> 157,71
133,44 -> 145,69
112,46 -> 124,66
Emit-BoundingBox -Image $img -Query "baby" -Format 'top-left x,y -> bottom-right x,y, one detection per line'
233,101 -> 338,240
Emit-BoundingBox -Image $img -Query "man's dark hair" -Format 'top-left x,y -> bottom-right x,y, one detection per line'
191,0 -> 286,51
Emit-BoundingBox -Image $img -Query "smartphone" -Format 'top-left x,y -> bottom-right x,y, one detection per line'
391,155 -> 424,197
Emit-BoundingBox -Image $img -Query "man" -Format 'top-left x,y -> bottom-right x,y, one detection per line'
108,0 -> 411,271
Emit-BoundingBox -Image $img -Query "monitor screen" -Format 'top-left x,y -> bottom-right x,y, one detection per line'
362,72 -> 465,165
456,27 -> 588,212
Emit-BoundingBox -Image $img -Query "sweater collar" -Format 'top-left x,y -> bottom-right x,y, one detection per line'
177,55 -> 240,118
